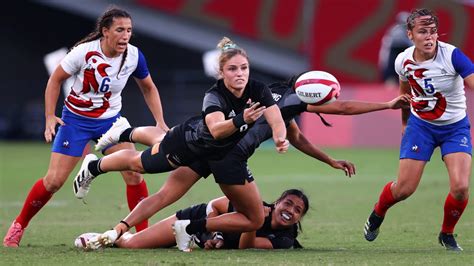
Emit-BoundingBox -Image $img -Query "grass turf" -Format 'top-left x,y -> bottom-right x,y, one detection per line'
1,141 -> 473,265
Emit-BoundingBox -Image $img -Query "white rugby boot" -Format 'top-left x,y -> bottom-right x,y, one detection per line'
95,117 -> 131,151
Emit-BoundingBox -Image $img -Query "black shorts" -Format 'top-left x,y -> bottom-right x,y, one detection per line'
208,147 -> 254,185
188,160 -> 212,178
160,124 -> 199,166
175,203 -> 208,220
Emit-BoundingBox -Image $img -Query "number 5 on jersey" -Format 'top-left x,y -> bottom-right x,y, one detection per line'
424,78 -> 435,94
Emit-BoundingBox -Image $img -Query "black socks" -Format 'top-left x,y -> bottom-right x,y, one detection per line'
88,159 -> 104,177
186,218 -> 207,234
119,127 -> 135,143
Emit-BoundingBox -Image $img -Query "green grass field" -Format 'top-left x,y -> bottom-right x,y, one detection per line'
1,141 -> 473,265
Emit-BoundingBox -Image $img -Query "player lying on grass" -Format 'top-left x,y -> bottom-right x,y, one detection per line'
76,189 -> 308,250
73,72 -> 410,251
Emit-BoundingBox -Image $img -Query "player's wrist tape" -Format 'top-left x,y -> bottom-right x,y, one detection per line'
120,220 -> 131,229
212,232 -> 224,241
232,113 -> 247,128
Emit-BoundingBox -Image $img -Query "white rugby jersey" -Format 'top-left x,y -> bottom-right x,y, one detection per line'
60,39 -> 149,119
395,41 -> 474,125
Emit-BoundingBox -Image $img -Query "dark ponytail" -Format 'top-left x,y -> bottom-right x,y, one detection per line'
72,7 -> 132,79
73,7 -> 131,48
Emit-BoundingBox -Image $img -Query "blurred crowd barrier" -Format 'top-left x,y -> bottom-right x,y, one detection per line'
137,0 -> 474,83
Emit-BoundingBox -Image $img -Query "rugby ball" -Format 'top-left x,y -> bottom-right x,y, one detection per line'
74,232 -> 100,250
294,71 -> 341,105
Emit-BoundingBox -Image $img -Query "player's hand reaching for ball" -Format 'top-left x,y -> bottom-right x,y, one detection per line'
388,93 -> 411,110
331,160 -> 356,177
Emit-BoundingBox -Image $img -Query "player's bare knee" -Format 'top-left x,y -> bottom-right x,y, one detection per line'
247,212 -> 265,231
42,176 -> 64,193
43,178 -> 64,193
450,185 -> 469,200
393,186 -> 415,201
128,154 -> 146,173
121,170 -> 143,185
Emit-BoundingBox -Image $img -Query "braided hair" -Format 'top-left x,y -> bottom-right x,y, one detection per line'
72,7 -> 132,78
216,37 -> 249,72
406,8 -> 438,31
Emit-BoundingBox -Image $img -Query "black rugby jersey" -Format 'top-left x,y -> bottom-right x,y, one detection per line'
184,79 -> 275,159
221,202 -> 298,249
176,201 -> 298,249
237,83 -> 307,157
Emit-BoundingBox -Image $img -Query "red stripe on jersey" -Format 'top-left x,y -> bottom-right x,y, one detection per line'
66,94 -> 93,108
97,63 -> 111,77
414,93 -> 447,120
85,51 -> 103,62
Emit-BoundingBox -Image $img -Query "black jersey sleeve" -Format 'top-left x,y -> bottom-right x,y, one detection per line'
202,91 -> 225,116
245,80 -> 276,108
257,82 -> 277,108
267,233 -> 295,249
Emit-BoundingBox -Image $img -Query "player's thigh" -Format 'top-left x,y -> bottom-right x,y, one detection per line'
43,152 -> 82,191
444,152 -> 471,192
396,159 -> 426,194
105,142 -> 143,184
104,141 -> 137,154
160,167 -> 202,202
219,181 -> 263,222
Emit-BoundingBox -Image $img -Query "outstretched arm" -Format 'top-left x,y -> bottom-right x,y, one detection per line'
306,94 -> 410,115
287,120 -> 355,177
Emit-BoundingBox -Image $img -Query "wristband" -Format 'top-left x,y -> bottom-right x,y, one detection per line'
120,220 -> 131,229
212,232 -> 224,241
232,113 -> 246,128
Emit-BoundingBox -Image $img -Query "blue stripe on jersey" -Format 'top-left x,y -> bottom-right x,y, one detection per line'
132,49 -> 150,79
452,48 -> 474,78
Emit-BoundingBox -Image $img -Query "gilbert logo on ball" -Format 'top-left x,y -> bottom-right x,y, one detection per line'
294,71 -> 341,105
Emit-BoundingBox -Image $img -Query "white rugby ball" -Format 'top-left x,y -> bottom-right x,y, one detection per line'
74,232 -> 101,250
294,71 -> 341,105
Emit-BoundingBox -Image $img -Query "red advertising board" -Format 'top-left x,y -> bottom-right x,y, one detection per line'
137,0 -> 474,83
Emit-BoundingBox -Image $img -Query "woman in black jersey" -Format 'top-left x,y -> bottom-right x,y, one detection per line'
76,189 -> 308,250
79,72 -> 410,251
73,37 -> 288,251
